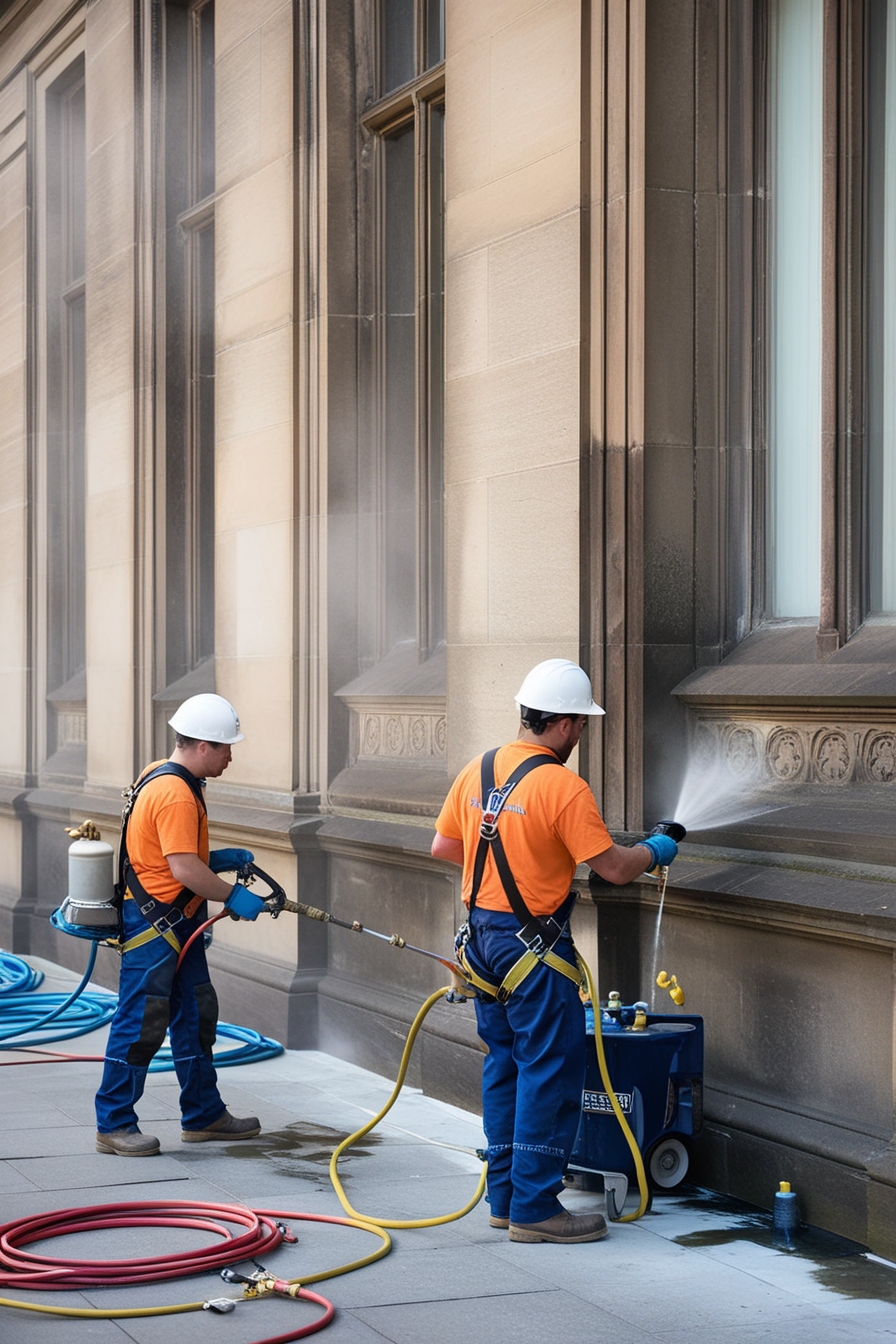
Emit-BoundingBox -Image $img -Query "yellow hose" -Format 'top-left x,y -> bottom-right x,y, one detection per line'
1,958 -> 646,1324
0,1299 -> 201,1318
329,986 -> 488,1228
579,956 -> 651,1221
330,965 -> 650,1227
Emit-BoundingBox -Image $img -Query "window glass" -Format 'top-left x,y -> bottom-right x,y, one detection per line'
867,0 -> 896,613
767,0 -> 823,619
368,2 -> 444,662
165,0 -> 216,681
381,0 -> 415,94
425,103 -> 445,649
426,0 -> 445,68
383,123 -> 417,650
46,62 -> 86,695
197,1 -> 215,200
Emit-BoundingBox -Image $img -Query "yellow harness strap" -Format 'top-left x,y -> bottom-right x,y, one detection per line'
118,924 -> 183,955
458,942 -> 583,1004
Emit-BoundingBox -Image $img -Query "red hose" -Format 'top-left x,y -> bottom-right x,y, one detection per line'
0,1199 -> 284,1286
0,1200 -> 341,1342
176,910 -> 229,970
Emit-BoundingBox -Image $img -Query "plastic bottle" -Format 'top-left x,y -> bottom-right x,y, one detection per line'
772,1180 -> 800,1249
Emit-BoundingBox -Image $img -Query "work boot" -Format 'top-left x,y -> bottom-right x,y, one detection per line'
489,1215 -> 510,1229
95,1126 -> 160,1156
181,1108 -> 261,1142
509,1210 -> 608,1243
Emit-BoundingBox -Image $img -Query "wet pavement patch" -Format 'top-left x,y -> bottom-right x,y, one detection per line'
669,1185 -> 896,1305
196,1120 -> 379,1178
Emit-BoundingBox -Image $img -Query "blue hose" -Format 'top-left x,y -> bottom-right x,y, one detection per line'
0,944 -> 117,1046
0,950 -> 44,994
0,949 -> 283,1066
151,1023 -> 284,1071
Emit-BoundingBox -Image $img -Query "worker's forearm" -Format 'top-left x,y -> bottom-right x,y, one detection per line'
587,842 -> 654,886
167,852 -> 236,905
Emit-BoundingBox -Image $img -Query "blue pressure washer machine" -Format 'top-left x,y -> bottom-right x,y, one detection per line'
566,1000 -> 704,1218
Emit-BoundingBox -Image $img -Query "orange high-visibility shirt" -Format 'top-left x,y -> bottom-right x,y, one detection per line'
435,741 -> 613,917
126,761 -> 209,914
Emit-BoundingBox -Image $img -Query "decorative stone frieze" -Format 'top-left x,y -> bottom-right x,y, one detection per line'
689,712 -> 896,786
55,708 -> 87,747
354,704 -> 447,763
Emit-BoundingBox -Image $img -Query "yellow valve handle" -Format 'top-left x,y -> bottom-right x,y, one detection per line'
656,971 -> 685,1006
65,819 -> 102,842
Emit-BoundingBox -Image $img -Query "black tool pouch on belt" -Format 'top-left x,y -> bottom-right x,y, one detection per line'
470,747 -> 574,956
117,762 -> 207,939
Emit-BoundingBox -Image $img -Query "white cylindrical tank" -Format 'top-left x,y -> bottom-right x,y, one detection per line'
67,837 -> 115,907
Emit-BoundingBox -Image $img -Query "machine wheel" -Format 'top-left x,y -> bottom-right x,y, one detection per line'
647,1137 -> 689,1189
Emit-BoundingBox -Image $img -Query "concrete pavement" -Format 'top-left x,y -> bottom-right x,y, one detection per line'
2,955 -> 896,1343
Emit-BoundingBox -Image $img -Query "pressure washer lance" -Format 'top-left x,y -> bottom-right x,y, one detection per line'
240,863 -> 470,998
644,820 -> 687,899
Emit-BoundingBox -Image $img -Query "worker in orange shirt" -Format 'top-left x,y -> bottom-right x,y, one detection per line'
94,694 -> 267,1155
432,660 -> 678,1243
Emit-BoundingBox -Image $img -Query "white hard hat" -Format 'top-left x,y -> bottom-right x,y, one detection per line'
168,693 -> 245,744
514,659 -> 605,718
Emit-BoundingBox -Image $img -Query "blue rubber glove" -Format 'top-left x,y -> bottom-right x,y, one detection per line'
208,847 -> 255,874
641,833 -> 678,870
224,884 -> 267,921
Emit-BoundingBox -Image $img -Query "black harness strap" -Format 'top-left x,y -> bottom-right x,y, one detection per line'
118,762 -> 207,935
470,748 -> 575,957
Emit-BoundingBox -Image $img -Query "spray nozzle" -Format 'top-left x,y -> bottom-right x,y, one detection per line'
648,820 -> 687,843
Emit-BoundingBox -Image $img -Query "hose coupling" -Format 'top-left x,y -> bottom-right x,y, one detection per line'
275,1219 -> 298,1243
203,1298 -> 238,1313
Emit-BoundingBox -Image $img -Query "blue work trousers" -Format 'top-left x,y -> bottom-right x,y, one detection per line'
95,898 -> 225,1133
468,909 -> 586,1226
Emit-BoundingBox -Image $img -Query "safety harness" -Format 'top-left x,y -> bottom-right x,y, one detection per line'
117,763 -> 207,955
457,748 -> 584,1004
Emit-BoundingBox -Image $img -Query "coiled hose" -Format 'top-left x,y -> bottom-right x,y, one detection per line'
0,949 -> 44,993
0,948 -> 282,1067
0,1200 -> 392,1341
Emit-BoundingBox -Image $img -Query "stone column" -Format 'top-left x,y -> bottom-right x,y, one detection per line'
214,0 -> 298,792
0,65 -> 28,939
84,0 -> 137,789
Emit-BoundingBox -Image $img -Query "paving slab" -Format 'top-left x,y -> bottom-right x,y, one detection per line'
4,960 -> 896,1343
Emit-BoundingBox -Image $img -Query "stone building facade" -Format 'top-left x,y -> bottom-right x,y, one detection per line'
2,0 -> 896,1256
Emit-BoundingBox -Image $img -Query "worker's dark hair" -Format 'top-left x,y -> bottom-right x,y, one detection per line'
518,706 -> 561,736
174,732 -> 199,749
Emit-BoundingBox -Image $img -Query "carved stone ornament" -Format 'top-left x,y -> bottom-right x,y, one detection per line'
354,708 -> 447,763
690,714 -> 896,787
767,729 -> 804,782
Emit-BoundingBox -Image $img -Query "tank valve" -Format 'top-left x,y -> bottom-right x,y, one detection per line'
656,971 -> 685,1006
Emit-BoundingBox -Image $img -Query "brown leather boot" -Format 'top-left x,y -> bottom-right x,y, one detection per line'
95,1127 -> 160,1156
181,1108 -> 261,1142
509,1210 -> 608,1243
